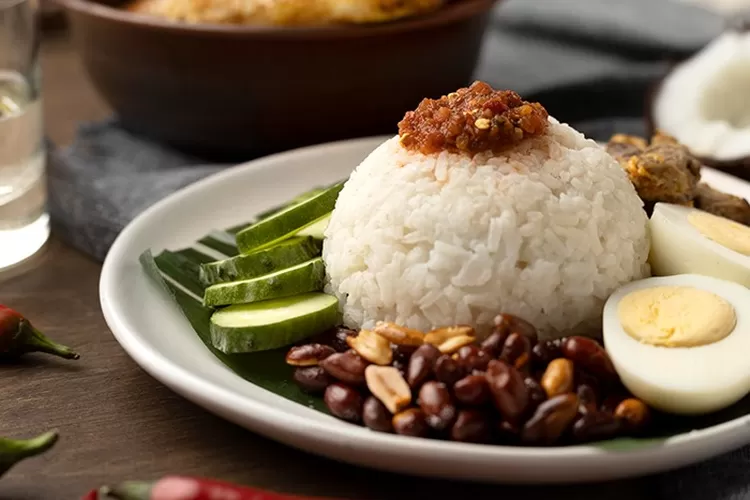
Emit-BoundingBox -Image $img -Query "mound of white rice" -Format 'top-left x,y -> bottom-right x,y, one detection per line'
322,117 -> 651,340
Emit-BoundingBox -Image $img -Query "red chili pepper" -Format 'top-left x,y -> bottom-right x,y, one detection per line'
88,476 -> 341,500
0,305 -> 79,360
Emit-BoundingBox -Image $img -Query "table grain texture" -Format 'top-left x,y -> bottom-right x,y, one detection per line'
0,27 -> 666,500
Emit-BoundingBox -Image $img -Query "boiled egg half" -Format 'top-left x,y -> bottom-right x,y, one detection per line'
649,202 -> 750,286
603,273 -> 750,415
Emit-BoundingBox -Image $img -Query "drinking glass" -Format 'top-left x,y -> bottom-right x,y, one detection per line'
0,0 -> 48,270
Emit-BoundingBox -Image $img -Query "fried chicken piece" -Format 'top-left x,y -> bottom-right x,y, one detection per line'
607,132 -> 701,206
695,183 -> 750,226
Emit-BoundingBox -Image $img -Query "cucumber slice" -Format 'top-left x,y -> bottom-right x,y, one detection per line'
235,182 -> 344,254
199,236 -> 322,286
295,214 -> 331,240
210,292 -> 341,354
203,257 -> 326,307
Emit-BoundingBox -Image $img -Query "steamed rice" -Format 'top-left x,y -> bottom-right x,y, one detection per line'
322,117 -> 651,340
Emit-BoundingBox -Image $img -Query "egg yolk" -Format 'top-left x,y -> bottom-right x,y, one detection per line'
617,285 -> 736,347
688,210 -> 750,256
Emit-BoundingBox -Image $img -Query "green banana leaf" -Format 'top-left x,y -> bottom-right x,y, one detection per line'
138,189 -> 750,452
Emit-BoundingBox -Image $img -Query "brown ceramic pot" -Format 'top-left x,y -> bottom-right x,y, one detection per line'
57,0 -> 498,159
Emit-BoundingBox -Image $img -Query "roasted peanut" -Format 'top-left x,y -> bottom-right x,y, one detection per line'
407,344 -> 441,389
561,336 -> 616,382
501,333 -> 532,372
485,359 -> 529,423
392,408 -> 430,437
454,375 -> 491,406
494,313 -> 538,344
572,411 -> 621,442
576,384 -> 598,416
434,354 -> 465,386
347,329 -> 392,365
363,396 -> 393,433
374,322 -> 425,346
425,326 -> 476,354
324,383 -> 364,423
292,366 -> 332,394
480,330 -> 508,358
540,358 -> 574,398
521,393 -> 579,445
418,381 -> 457,431
365,365 -> 412,414
614,398 -> 651,432
451,410 -> 492,443
320,350 -> 369,386
285,344 -> 336,366
531,339 -> 563,369
332,327 -> 358,353
455,345 -> 491,373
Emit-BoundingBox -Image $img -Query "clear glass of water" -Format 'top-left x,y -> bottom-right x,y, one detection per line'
0,0 -> 48,270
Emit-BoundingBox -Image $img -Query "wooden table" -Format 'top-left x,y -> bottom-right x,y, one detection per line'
0,27 -> 661,500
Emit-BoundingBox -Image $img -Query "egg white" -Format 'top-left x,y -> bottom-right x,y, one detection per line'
649,202 -> 750,287
603,274 -> 750,415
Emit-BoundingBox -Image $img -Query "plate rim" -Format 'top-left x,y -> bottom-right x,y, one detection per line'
100,135 -> 750,484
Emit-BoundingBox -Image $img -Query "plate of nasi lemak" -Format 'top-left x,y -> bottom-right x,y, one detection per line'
100,79 -> 750,484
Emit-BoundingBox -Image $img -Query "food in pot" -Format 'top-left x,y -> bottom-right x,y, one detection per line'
323,81 -> 650,341
650,27 -> 750,170
126,0 -> 446,26
648,202 -> 750,286
603,274 -> 750,415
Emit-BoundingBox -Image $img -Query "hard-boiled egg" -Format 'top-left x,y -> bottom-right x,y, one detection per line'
649,202 -> 750,286
603,273 -> 750,415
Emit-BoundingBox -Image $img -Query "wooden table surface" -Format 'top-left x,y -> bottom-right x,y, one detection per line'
0,27 -> 666,500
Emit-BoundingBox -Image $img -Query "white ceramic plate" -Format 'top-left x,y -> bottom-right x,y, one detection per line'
100,135 -> 750,484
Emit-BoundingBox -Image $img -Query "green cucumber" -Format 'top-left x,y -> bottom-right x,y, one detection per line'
199,236 -> 322,286
209,292 -> 341,354
235,182 -> 344,254
203,257 -> 326,307
295,214 -> 331,240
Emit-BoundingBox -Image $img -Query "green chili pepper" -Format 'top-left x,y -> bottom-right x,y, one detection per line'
0,430 -> 58,478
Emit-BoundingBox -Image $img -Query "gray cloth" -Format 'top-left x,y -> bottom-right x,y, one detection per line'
48,2 -> 750,499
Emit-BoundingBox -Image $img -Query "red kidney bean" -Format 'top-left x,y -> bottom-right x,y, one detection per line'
324,383 -> 364,423
572,411 -> 622,442
497,420 -> 521,445
521,393 -> 579,445
392,344 -> 418,364
561,336 -> 617,382
454,375 -> 491,406
434,355 -> 465,386
418,381 -> 457,431
480,331 -> 508,358
601,393 -> 628,415
501,333 -> 532,372
392,408 -> 430,437
456,345 -> 491,373
485,360 -> 529,424
292,366 -> 333,394
531,339 -> 563,369
451,410 -> 492,443
319,350 -> 369,386
363,396 -> 394,433
576,384 -> 598,416
407,344 -> 440,389
331,327 -> 358,353
524,377 -> 547,414
494,313 -> 539,344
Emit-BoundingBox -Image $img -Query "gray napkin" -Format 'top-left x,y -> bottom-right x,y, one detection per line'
47,2 -> 750,499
